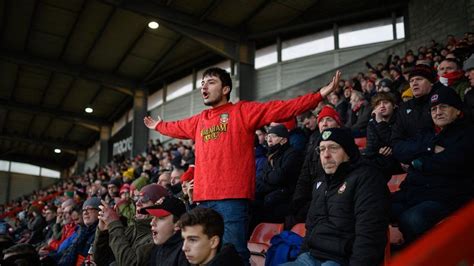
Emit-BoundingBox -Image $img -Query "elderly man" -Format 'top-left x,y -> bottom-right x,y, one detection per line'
253,124 -> 303,225
284,128 -> 390,266
47,197 -> 101,266
392,86 -> 474,244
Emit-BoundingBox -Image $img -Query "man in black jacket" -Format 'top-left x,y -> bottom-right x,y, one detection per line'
391,64 -> 443,158
392,86 -> 474,244
284,128 -> 390,266
254,124 -> 303,224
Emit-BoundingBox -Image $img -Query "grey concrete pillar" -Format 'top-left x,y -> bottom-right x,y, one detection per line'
132,88 -> 149,157
76,150 -> 86,175
235,42 -> 256,101
99,126 -> 111,166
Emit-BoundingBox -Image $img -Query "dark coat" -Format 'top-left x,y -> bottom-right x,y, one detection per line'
206,244 -> 244,266
256,143 -> 303,206
149,232 -> 190,266
392,118 -> 474,206
345,101 -> 372,136
366,116 -> 395,156
391,83 -> 446,148
291,147 -> 325,222
302,160 -> 390,266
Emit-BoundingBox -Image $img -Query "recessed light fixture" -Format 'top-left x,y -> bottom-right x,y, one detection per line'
85,107 -> 93,113
54,148 -> 61,154
148,21 -> 159,29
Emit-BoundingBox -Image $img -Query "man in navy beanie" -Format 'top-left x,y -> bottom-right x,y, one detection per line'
283,128 -> 390,266
391,86 -> 474,245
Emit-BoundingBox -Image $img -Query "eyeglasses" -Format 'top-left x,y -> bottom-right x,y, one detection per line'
82,207 -> 99,213
316,144 -> 342,154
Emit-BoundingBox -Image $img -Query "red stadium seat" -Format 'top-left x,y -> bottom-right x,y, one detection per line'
250,253 -> 265,266
354,137 -> 367,150
291,223 -> 306,237
247,242 -> 270,254
387,173 -> 407,193
383,228 -> 391,266
249,223 -> 284,246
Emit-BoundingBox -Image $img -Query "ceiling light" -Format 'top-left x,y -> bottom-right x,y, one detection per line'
85,107 -> 93,113
148,21 -> 159,29
54,148 -> 61,154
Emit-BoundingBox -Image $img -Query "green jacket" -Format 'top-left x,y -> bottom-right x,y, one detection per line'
93,218 -> 153,266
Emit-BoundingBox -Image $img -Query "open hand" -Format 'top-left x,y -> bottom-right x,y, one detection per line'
319,70 -> 342,97
144,115 -> 163,129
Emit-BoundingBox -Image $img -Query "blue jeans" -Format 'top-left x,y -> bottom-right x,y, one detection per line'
280,252 -> 341,266
198,199 -> 250,264
392,200 -> 452,244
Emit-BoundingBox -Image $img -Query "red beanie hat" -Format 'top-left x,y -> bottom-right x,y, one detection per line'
317,106 -> 342,126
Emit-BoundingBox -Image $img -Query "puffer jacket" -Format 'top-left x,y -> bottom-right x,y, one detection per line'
302,160 -> 390,266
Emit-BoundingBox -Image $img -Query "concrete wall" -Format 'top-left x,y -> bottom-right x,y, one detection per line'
405,0 -> 470,50
0,171 -> 59,204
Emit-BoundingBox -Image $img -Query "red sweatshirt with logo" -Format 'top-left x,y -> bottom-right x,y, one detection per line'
155,92 -> 323,201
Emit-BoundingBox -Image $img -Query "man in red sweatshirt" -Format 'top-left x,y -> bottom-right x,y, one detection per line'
144,67 -> 340,263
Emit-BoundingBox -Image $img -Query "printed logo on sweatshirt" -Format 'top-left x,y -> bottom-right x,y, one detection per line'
220,113 -> 229,124
201,122 -> 228,142
338,181 -> 347,194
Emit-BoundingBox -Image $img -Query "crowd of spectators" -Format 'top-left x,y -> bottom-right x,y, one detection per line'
1,32 -> 474,265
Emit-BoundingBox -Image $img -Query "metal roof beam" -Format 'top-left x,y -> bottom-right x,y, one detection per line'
0,135 -> 86,152
0,99 -> 106,131
0,49 -> 139,92
114,1 -> 240,42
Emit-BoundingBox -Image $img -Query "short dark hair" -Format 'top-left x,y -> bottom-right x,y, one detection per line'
371,92 -> 397,108
440,58 -> 461,69
202,67 -> 232,101
179,208 -> 224,241
300,111 -> 316,121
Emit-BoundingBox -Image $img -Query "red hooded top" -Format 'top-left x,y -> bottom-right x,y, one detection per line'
155,92 -> 323,201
